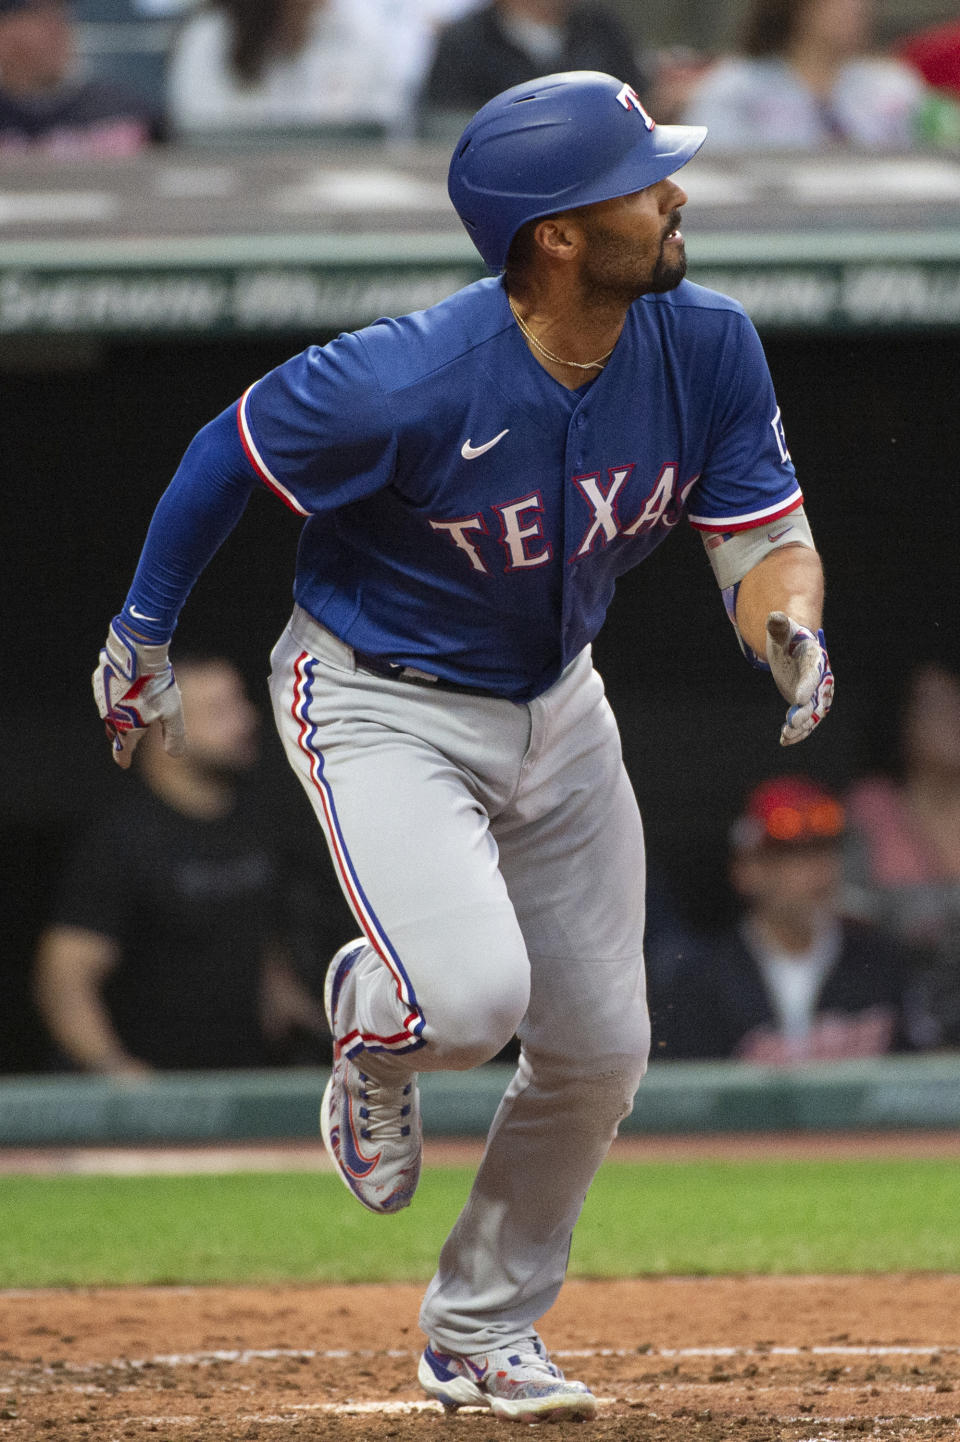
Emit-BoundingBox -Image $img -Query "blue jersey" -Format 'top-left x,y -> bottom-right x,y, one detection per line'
238,277 -> 800,700
133,276 -> 802,702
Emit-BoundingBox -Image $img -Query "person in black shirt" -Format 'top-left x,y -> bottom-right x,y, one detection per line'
34,658 -> 326,1074
420,0 -> 649,136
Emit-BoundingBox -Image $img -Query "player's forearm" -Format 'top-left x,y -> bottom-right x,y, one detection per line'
735,543 -> 824,657
121,406 -> 259,643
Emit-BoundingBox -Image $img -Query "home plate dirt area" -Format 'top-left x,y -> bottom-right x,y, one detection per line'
2,1276 -> 960,1441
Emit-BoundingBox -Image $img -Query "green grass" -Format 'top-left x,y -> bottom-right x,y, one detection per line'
1,1159 -> 958,1288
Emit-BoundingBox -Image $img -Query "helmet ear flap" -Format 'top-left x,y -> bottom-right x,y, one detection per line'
448,70 -> 706,271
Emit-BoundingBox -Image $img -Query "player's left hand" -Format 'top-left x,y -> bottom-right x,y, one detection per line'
765,611 -> 834,747
92,616 -> 185,768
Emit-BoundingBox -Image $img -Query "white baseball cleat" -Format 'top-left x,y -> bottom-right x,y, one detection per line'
320,939 -> 422,1214
418,1333 -> 598,1422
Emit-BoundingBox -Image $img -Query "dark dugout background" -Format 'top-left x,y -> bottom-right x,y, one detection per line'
3,326 -> 959,1070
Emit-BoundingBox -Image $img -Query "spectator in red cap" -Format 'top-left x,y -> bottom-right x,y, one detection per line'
897,18 -> 960,101
657,775 -> 924,1064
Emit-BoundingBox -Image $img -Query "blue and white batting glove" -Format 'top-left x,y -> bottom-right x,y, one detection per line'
765,611 -> 834,747
92,616 -> 185,769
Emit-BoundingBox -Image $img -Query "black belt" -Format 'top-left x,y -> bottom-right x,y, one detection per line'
352,649 -> 497,698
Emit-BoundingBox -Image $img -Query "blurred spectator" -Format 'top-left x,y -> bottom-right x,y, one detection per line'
134,0 -> 197,12
166,0 -> 432,141
659,776 -> 923,1063
680,0 -> 937,150
33,658 -> 328,1076
420,0 -> 649,138
644,44 -> 713,125
417,0 -> 481,21
896,17 -> 960,145
845,661 -> 960,1047
0,0 -> 163,154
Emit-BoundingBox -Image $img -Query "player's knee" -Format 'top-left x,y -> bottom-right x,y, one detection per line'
429,1002 -> 527,1070
590,1061 -> 646,1125
424,972 -> 529,1071
525,1051 -> 647,1133
401,913 -> 530,1069
575,1061 -> 646,1130
587,999 -> 651,1085
579,1079 -> 639,1145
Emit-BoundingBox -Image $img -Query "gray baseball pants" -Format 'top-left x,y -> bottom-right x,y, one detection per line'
269,605 -> 649,1353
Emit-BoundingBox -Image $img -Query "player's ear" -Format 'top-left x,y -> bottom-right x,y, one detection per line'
533,215 -> 582,263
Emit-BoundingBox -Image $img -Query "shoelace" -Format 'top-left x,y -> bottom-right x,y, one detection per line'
357,1072 -> 413,1143
496,1336 -> 563,1379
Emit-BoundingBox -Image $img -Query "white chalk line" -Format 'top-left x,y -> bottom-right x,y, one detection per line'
8,1342 -> 955,1377
254,1400 -> 613,1418
147,1338 -> 957,1361
125,1342 -> 960,1367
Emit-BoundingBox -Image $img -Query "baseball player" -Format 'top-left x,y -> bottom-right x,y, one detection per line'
93,71 -> 833,1422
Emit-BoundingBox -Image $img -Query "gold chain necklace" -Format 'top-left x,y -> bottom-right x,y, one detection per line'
508,298 -> 615,372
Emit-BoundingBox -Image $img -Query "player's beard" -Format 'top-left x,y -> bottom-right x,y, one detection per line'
578,211 -> 687,305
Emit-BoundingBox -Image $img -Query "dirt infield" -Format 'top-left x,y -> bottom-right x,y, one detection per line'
3,1275 -> 960,1441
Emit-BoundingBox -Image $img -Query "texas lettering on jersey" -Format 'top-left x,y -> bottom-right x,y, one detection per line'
428,462 -> 696,574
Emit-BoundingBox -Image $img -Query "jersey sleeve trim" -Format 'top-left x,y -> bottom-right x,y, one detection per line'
237,384 -> 311,517
688,489 -> 804,534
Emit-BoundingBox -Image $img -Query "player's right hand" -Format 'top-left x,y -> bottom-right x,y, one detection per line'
92,616 -> 185,769
765,611 -> 834,747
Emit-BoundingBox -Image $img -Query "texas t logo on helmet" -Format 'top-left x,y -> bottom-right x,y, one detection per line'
615,82 -> 655,129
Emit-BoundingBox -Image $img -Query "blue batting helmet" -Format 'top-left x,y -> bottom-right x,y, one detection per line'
448,71 -> 707,271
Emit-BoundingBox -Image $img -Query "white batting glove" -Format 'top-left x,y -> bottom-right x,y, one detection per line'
765,611 -> 834,747
92,616 -> 185,769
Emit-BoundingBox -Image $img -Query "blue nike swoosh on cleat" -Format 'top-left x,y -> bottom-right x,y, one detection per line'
425,1347 -> 486,1383
424,1347 -> 487,1383
423,1348 -> 458,1382
339,1096 -> 381,1179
